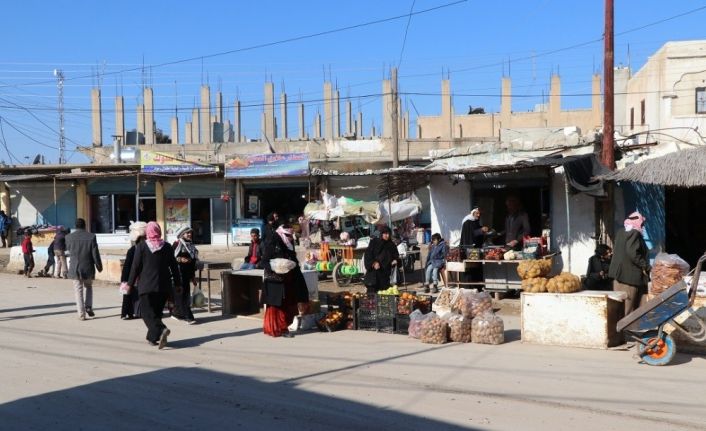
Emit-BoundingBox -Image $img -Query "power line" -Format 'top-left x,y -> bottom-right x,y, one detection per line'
0,0 -> 468,90
0,118 -> 23,164
397,0 -> 417,69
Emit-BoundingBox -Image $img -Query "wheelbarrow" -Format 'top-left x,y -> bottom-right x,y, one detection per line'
617,254 -> 706,366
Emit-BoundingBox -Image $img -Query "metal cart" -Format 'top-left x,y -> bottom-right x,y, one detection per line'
316,244 -> 366,288
617,254 -> 706,366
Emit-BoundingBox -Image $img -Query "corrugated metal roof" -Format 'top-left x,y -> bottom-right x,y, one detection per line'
0,174 -> 50,182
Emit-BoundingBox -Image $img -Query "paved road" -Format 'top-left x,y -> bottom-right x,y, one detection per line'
1,272 -> 705,431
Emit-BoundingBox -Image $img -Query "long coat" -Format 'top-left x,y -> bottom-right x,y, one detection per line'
65,228 -> 103,280
363,237 -> 399,289
127,241 -> 181,295
608,229 -> 650,287
261,234 -> 308,306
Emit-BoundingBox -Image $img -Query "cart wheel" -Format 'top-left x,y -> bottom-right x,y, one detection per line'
332,262 -> 353,288
637,331 -> 676,366
317,271 -> 328,281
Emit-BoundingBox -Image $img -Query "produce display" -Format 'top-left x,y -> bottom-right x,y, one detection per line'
415,295 -> 432,313
484,248 -> 505,261
517,259 -> 552,279
650,253 -> 690,295
420,313 -> 449,344
521,277 -> 549,293
378,286 -> 400,296
318,310 -> 344,330
546,272 -> 582,293
471,312 -> 505,344
503,250 -> 519,260
433,288 -> 458,309
447,314 -> 472,343
408,309 -> 429,339
397,292 -> 417,314
468,248 -> 482,260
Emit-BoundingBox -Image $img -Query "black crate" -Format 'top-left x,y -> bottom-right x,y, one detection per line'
376,294 -> 397,318
355,294 -> 377,311
376,316 -> 395,334
413,294 -> 433,314
395,314 -> 410,335
356,308 -> 377,331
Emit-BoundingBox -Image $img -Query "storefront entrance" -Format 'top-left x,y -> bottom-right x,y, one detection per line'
190,198 -> 212,245
665,187 -> 706,267
243,184 -> 308,225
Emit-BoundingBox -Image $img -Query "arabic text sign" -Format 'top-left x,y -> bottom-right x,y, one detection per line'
225,152 -> 309,178
140,151 -> 218,174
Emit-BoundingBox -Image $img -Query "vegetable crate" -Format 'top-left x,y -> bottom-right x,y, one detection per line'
376,294 -> 397,318
356,308 -> 377,331
414,294 -> 433,314
376,316 -> 395,334
395,314 -> 410,335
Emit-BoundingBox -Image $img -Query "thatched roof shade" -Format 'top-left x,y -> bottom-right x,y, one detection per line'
603,146 -> 706,187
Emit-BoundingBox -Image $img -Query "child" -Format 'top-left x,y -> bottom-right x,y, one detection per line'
424,233 -> 447,293
37,241 -> 55,277
21,230 -> 35,278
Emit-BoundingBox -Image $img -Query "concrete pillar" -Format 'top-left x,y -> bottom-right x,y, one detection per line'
314,113 -> 321,139
371,123 -> 377,137
357,112 -> 363,137
263,82 -> 275,142
403,111 -> 409,139
223,120 -> 233,142
155,180 -> 165,234
323,82 -> 333,140
0,183 -> 9,215
191,108 -> 199,144
114,96 -> 125,144
137,104 -> 145,142
441,79 -> 453,140
185,122 -> 192,144
170,117 -> 179,145
334,89 -> 340,138
345,100 -> 353,135
76,180 -> 88,228
280,92 -> 288,139
614,68 -> 630,132
200,86 -> 211,144
234,99 -> 241,143
591,74 -> 602,129
382,79 -> 393,138
298,103 -> 306,139
501,77 -> 512,122
91,88 -> 102,146
215,91 -> 223,123
549,74 -> 561,124
144,87 -> 155,145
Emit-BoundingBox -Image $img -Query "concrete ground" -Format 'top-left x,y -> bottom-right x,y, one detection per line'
1,270 -> 705,431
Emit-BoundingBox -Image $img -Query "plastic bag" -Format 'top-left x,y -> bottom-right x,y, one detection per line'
408,309 -> 431,339
192,288 -> 206,308
119,282 -> 130,295
420,312 -> 448,344
471,312 -> 504,345
445,313 -> 472,343
432,287 -> 461,317
650,253 -> 690,295
469,291 -> 493,317
270,258 -> 297,274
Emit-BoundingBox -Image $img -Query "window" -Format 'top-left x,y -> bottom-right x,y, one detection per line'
696,87 -> 706,114
630,107 -> 634,130
640,99 -> 646,125
90,193 -> 148,233
211,198 -> 229,234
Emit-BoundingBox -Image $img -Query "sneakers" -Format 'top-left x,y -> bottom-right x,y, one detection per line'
158,328 -> 171,349
186,319 -> 197,325
146,339 -> 158,346
85,307 -> 95,317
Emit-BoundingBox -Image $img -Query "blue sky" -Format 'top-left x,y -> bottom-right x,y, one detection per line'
1,0 -> 705,164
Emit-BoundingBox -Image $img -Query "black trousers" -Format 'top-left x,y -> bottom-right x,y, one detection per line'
173,271 -> 194,320
121,287 -> 140,318
140,292 -> 168,343
23,253 -> 34,273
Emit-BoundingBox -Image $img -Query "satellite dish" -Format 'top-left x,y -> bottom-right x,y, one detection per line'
32,154 -> 42,165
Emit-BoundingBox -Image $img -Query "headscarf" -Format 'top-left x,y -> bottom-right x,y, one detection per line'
624,211 -> 645,234
145,221 -> 165,253
276,225 -> 294,251
129,221 -> 147,243
461,207 -> 480,224
174,226 -> 198,260
379,226 -> 392,239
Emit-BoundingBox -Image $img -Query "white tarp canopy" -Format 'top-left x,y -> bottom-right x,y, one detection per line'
303,192 -> 421,224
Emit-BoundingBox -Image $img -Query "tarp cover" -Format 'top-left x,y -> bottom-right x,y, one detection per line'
562,154 -> 611,197
304,193 -> 421,224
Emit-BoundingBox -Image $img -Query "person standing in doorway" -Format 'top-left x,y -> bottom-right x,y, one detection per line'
66,218 -> 103,321
609,212 -> 651,315
52,226 -> 68,278
0,210 -> 10,247
128,222 -> 181,349
240,228 -> 262,270
172,226 -> 199,324
21,230 -> 35,277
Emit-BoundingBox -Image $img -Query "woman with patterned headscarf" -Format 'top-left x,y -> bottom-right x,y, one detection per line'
609,211 -> 651,314
128,222 -> 181,349
172,226 -> 199,324
119,221 -> 147,320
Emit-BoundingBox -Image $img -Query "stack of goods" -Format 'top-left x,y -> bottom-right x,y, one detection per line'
454,290 -> 492,318
471,312 -> 505,344
408,309 -> 431,339
446,313 -> 472,343
376,294 -> 397,333
431,287 -> 461,318
396,292 -> 417,315
517,259 -> 552,293
317,310 -> 345,332
395,292 -> 435,334
650,253 -> 690,295
546,272 -> 582,293
355,293 -> 378,331
326,291 -> 363,330
484,247 -> 505,261
420,312 -> 449,344
468,248 -> 482,260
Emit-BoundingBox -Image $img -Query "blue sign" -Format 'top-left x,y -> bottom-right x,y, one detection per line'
224,152 -> 309,178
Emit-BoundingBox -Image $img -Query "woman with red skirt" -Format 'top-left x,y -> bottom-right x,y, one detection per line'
262,224 -> 309,338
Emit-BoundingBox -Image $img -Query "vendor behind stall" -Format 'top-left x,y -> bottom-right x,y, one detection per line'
503,196 -> 531,250
583,244 -> 613,290
460,207 -> 489,283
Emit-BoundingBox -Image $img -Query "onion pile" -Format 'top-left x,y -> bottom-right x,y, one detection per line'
420,313 -> 449,344
447,314 -> 472,343
408,309 -> 428,339
471,313 -> 504,344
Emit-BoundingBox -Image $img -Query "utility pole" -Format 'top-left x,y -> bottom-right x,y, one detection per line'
54,69 -> 65,164
601,0 -> 615,169
391,67 -> 399,168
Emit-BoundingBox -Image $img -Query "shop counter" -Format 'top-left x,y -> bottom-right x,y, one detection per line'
446,256 -> 558,292
521,290 -> 627,349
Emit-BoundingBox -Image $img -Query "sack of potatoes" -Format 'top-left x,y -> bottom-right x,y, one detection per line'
546,272 -> 581,293
517,259 -> 552,280
521,277 -> 549,293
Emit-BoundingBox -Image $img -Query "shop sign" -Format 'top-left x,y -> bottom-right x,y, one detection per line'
141,151 -> 218,174
224,152 -> 309,178
165,199 -> 190,239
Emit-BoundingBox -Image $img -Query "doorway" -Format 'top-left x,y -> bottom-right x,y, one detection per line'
190,198 -> 211,244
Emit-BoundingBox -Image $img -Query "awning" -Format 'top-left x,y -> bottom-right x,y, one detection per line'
603,146 -> 706,188
0,174 -> 50,182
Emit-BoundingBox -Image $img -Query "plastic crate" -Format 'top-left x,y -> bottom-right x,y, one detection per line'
414,294 -> 433,314
395,314 -> 410,335
376,316 -> 395,334
376,294 -> 397,318
356,308 -> 377,331
356,294 -> 377,311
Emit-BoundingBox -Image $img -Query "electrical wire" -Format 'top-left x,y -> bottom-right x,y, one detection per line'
0,118 -> 23,164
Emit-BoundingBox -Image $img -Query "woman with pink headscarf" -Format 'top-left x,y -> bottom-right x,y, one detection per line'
608,211 -> 651,315
128,221 -> 182,349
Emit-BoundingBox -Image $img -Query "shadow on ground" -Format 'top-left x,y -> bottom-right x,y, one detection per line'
0,367 -> 480,431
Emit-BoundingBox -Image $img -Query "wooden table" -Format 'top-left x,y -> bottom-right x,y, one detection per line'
197,261 -> 233,312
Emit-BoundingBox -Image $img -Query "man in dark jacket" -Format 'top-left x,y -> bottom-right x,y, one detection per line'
66,218 -> 103,320
240,228 -> 263,270
609,212 -> 650,315
424,233 -> 448,293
